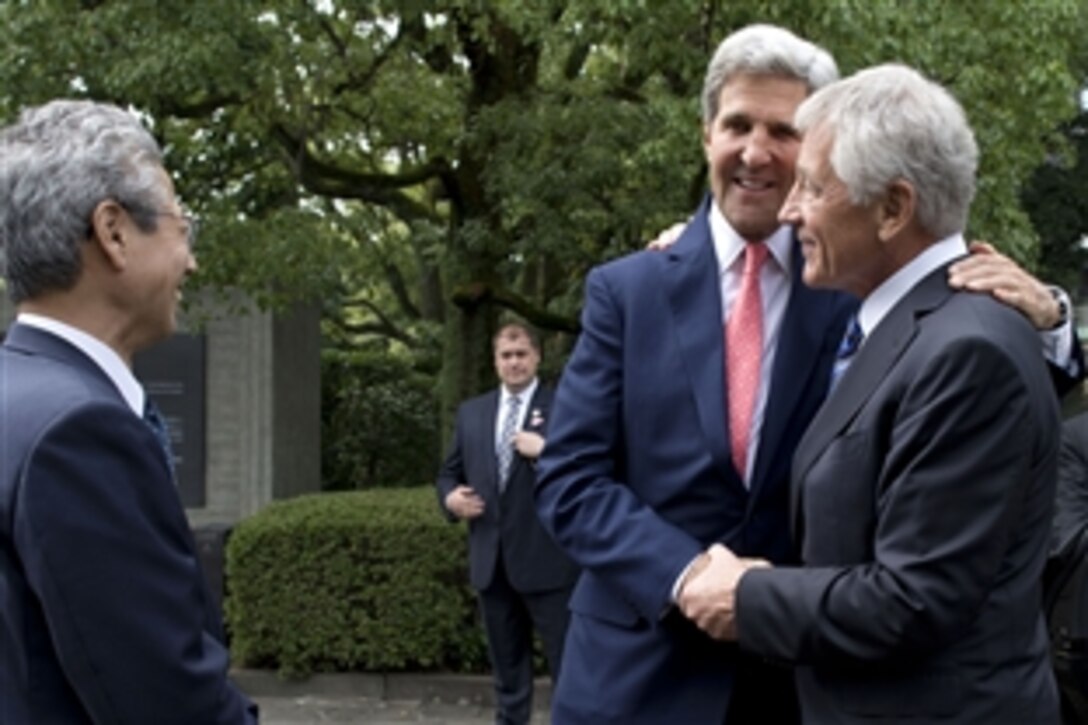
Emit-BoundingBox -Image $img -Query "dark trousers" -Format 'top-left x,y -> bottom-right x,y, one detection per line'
724,651 -> 800,724
478,560 -> 572,725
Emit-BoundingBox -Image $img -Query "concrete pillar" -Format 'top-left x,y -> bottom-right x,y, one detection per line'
190,300 -> 322,527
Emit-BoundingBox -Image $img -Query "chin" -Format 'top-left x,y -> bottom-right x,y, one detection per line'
801,269 -> 830,290
158,316 -> 178,342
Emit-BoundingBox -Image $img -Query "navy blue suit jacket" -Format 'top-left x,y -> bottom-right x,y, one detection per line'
0,323 -> 256,724
535,201 -> 856,723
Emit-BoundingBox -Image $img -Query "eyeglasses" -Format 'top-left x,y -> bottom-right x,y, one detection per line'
148,210 -> 200,249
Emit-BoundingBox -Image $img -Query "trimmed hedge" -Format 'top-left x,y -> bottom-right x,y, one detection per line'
225,487 -> 488,677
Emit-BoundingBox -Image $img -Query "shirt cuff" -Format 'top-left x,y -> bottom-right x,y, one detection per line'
1041,286 -> 1074,372
671,553 -> 702,604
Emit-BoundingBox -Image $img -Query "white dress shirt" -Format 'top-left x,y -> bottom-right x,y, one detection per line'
855,234 -> 969,339
17,312 -> 144,416
496,377 -> 538,448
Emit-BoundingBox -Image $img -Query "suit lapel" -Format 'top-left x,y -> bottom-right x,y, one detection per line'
477,389 -> 501,494
522,385 -> 550,434
665,200 -> 734,483
791,263 -> 956,497
749,238 -> 844,497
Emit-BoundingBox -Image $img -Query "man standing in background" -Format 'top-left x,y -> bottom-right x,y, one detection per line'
0,100 -> 257,723
437,321 -> 577,725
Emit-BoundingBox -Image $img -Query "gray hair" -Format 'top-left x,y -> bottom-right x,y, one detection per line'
0,99 -> 167,303
795,64 -> 978,238
701,24 -> 839,123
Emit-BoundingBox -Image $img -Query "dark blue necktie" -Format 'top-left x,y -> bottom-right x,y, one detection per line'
143,398 -> 176,480
829,316 -> 864,390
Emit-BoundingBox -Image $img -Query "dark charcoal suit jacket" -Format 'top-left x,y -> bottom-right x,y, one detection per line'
1054,412 -> 1088,554
437,383 -> 576,593
738,264 -> 1061,724
0,323 -> 257,724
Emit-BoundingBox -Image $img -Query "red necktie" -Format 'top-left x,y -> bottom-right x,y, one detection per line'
726,242 -> 768,482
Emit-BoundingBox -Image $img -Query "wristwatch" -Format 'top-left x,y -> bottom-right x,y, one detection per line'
1049,286 -> 1069,330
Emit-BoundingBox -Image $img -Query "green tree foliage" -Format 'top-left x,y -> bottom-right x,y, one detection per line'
321,348 -> 441,490
1026,110 -> 1088,297
0,0 -> 1082,422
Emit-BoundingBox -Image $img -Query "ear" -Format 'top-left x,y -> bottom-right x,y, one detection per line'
876,180 -> 915,242
88,199 -> 129,271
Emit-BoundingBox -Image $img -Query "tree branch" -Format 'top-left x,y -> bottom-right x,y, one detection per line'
380,258 -> 422,320
400,12 -> 456,74
331,298 -> 419,347
450,282 -> 580,333
153,93 -> 244,119
313,7 -> 348,58
320,6 -> 408,99
270,123 -> 445,223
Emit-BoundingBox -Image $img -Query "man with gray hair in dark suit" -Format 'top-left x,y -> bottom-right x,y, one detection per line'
0,99 -> 256,724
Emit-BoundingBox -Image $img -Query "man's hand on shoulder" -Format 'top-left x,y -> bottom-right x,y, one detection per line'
646,221 -> 687,251
445,485 -> 485,520
948,241 -> 1064,330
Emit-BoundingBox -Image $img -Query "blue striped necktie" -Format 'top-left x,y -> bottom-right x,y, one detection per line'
829,317 -> 864,390
496,394 -> 521,490
143,398 -> 176,480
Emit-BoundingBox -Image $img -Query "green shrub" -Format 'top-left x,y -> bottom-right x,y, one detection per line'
225,488 -> 488,677
321,349 -> 441,490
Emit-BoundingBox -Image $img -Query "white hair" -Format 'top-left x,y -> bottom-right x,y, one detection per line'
795,64 -> 978,238
701,24 -> 839,123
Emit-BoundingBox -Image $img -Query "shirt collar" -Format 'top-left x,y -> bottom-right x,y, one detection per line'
500,377 -> 537,406
16,312 -> 144,415
707,201 -> 793,276
858,233 -> 968,336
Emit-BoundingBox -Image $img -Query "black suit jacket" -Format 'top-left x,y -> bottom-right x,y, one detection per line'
0,323 -> 256,724
1053,412 -> 1088,555
738,265 -> 1061,723
437,383 -> 577,593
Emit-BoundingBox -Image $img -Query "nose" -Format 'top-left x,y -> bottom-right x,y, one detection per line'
740,127 -> 771,168
779,182 -> 802,225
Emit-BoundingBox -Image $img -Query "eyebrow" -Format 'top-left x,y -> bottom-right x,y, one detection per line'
717,112 -> 798,135
770,121 -> 800,136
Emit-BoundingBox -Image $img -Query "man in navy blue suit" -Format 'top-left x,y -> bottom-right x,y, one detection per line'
437,322 -> 577,724
0,100 -> 257,723
535,24 -> 1082,724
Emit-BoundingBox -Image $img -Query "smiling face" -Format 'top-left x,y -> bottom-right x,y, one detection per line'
779,126 -> 890,298
703,73 -> 809,242
123,168 -> 198,350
